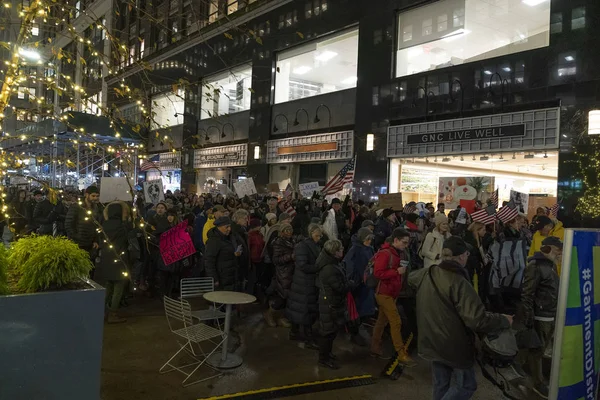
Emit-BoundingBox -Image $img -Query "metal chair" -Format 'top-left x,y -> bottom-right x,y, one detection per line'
160,296 -> 226,386
180,277 -> 226,324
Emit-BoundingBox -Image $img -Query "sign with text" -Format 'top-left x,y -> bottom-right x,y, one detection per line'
378,193 -> 403,210
406,124 -> 525,145
299,182 -> 319,198
197,152 -> 239,162
233,177 -> 257,197
277,142 -> 338,155
159,221 -> 196,266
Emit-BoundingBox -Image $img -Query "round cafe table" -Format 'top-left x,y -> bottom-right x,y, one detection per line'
203,290 -> 256,369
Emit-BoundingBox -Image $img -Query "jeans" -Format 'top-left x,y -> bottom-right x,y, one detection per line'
105,280 -> 127,312
432,362 -> 477,400
371,294 -> 405,354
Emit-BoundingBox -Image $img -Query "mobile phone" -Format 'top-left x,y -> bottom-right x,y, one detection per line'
236,245 -> 243,253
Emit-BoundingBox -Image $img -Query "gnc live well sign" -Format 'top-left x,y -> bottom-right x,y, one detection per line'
406,124 -> 525,145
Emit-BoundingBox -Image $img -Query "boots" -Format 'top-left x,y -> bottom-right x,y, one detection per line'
277,316 -> 292,328
107,311 -> 126,324
263,307 -> 277,327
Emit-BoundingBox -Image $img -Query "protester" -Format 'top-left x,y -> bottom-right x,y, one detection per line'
373,208 -> 396,250
261,212 -> 277,237
316,239 -> 351,369
268,222 -> 295,328
202,205 -> 227,245
361,219 -> 375,232
65,186 -> 102,261
286,223 -> 323,348
9,189 -> 28,235
155,209 -> 182,298
25,189 -> 43,232
344,227 -> 376,319
231,209 -> 250,290
248,218 -> 265,297
33,191 -> 57,235
463,221 -> 488,284
421,213 -> 451,268
408,236 -> 512,399
205,216 -> 241,291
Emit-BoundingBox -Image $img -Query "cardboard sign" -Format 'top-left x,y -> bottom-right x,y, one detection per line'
143,179 -> 165,205
455,208 -> 468,224
299,182 -> 319,198
459,199 -> 476,214
159,221 -> 196,266
378,193 -> 403,210
233,177 -> 257,197
510,190 -> 529,214
99,177 -> 135,203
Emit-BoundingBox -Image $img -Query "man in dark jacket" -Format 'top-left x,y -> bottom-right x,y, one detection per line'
26,189 -> 44,232
231,209 -> 250,291
65,186 -> 101,259
514,236 -> 561,398
408,236 -> 512,399
33,194 -> 57,235
204,216 -> 241,290
373,208 -> 395,250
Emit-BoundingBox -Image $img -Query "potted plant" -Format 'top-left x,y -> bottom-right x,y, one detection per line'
0,235 -> 105,400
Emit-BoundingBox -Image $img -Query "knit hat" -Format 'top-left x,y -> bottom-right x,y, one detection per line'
279,212 -> 291,222
361,219 -> 375,228
535,216 -> 553,231
213,205 -> 226,213
357,227 -> 374,243
280,222 -> 293,233
434,213 -> 448,227
265,212 -> 277,222
85,186 -> 99,194
331,198 -> 342,205
443,236 -> 469,256
214,216 -> 232,227
382,208 -> 395,219
249,218 -> 262,229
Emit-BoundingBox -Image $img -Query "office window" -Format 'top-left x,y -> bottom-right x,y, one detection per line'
151,89 -> 185,129
17,86 -> 26,99
571,7 -> 585,30
31,24 -> 39,36
200,65 -> 252,119
395,0 -> 550,78
274,28 -> 358,104
557,52 -> 576,77
550,12 -> 562,34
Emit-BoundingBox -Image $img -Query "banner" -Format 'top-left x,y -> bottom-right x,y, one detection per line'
159,221 -> 196,266
99,177 -> 135,203
143,179 -> 164,205
299,182 -> 319,198
551,229 -> 600,399
510,190 -> 529,214
233,177 -> 257,197
439,176 -> 494,210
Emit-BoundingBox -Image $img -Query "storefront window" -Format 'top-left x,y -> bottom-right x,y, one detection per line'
395,0 -> 550,78
200,65 -> 252,120
274,28 -> 358,104
151,89 -> 185,129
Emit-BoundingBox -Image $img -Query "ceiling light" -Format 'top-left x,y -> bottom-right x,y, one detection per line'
524,154 -> 534,159
314,51 -> 337,62
565,55 -> 575,62
534,153 -> 555,158
18,48 -> 40,60
292,66 -> 312,75
341,76 -> 357,85
502,67 -> 511,72
522,0 -> 548,6
441,28 -> 471,42
480,156 -> 489,161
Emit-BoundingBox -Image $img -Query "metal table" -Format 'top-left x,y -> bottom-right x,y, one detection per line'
203,290 -> 256,369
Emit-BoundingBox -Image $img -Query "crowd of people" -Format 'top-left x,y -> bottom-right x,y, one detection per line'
2,185 -> 564,398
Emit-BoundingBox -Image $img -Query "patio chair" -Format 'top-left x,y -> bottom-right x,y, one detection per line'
180,277 -> 226,324
160,296 -> 226,386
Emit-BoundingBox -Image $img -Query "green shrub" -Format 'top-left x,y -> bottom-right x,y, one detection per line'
0,245 -> 8,295
9,235 -> 94,293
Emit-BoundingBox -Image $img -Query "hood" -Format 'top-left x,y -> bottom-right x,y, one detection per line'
316,249 -> 340,271
437,260 -> 470,280
351,234 -> 362,246
103,201 -> 129,221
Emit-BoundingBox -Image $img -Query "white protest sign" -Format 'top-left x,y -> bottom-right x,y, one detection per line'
455,208 -> 468,224
99,177 -> 135,203
299,182 -> 319,198
233,177 -> 257,197
143,179 -> 165,205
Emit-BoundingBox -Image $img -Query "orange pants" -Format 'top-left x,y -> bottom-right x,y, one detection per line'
371,294 -> 405,354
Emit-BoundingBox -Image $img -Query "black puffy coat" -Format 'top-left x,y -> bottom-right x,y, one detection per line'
231,222 -> 249,279
316,249 -> 351,335
204,227 -> 238,290
286,238 -> 321,325
33,199 -> 56,235
272,235 -> 295,299
95,202 -> 132,285
291,201 -> 311,238
65,202 -> 101,249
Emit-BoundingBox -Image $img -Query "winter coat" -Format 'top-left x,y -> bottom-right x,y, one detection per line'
518,252 -> 559,325
316,249 -> 351,335
408,260 -> 510,369
373,242 -> 403,298
204,227 -> 238,290
272,235 -> 295,299
95,202 -> 132,285
231,222 -> 250,277
374,218 -> 394,250
33,199 -> 56,235
291,201 -> 311,238
202,217 -> 215,244
344,235 -> 376,317
248,230 -> 265,264
489,232 -> 528,293
286,238 -> 321,325
65,202 -> 101,249
421,229 -> 450,268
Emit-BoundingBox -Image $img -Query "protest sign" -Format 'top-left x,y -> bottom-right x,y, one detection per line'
299,182 -> 319,198
143,179 -> 164,205
159,221 -> 196,266
378,193 -> 403,210
233,177 -> 257,197
510,190 -> 529,214
455,208 -> 468,224
99,177 -> 134,203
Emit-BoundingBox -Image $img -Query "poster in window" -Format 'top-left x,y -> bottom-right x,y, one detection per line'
438,176 -> 494,210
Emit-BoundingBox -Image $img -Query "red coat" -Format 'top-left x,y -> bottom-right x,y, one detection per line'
248,230 -> 265,264
373,242 -> 402,298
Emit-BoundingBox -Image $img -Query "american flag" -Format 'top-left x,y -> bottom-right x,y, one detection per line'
497,201 -> 519,223
283,183 -> 294,199
489,189 -> 499,209
321,156 -> 355,196
471,205 -> 497,225
284,201 -> 296,218
140,155 -> 160,172
550,203 -> 560,218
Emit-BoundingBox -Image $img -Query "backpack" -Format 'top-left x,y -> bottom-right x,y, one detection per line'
363,249 -> 393,289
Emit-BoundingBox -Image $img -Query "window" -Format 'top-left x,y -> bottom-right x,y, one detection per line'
17,87 -> 26,99
151,89 -> 185,129
200,65 -> 252,119
557,52 -> 576,78
550,12 -> 562,34
395,0 -> 550,78
274,28 -> 358,104
75,1 -> 81,18
31,24 -> 39,36
571,7 -> 585,30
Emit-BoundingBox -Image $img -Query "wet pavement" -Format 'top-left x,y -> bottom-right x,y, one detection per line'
101,296 -> 535,400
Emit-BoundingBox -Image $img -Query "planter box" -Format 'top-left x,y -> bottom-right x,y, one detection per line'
0,279 -> 105,400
